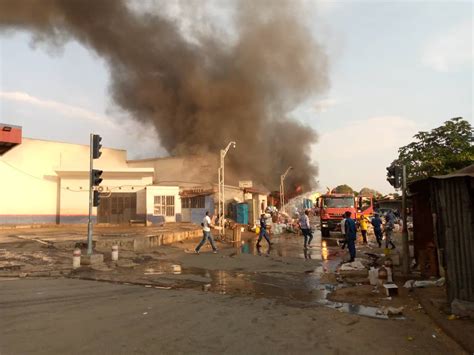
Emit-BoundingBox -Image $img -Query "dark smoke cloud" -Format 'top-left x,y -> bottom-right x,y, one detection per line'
0,0 -> 329,191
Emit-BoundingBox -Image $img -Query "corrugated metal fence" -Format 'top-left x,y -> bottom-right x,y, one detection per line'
431,176 -> 474,303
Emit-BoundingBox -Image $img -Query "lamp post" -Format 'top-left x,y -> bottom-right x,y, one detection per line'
218,141 -> 236,237
279,166 -> 292,213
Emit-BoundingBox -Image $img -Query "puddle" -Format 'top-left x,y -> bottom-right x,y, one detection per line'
237,235 -> 343,274
137,260 -> 400,320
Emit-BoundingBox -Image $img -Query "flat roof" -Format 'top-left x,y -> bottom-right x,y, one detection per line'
55,168 -> 154,177
23,137 -> 126,152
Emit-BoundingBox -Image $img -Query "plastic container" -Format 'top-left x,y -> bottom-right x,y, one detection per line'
369,267 -> 378,286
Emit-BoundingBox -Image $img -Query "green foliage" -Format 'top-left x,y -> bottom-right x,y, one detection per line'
333,184 -> 354,194
390,117 -> 474,182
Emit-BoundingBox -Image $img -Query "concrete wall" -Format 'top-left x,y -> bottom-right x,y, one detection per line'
182,195 -> 215,224
128,154 -> 217,189
136,188 -> 147,216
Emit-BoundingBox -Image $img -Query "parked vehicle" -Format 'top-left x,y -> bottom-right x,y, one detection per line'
316,193 -> 374,237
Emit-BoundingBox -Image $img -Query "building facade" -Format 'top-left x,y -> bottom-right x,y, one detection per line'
0,136 -> 181,225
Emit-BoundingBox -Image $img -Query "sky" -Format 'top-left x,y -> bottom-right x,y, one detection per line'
0,0 -> 472,194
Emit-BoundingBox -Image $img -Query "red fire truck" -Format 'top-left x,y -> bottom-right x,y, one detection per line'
316,193 -> 374,237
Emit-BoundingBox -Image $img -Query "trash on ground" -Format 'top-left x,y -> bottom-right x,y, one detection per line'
404,277 -> 445,288
340,260 -> 366,271
377,306 -> 404,316
368,267 -> 378,285
383,283 -> 399,296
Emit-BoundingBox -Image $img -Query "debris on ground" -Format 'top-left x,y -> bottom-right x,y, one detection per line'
404,277 -> 445,289
339,260 -> 366,271
383,283 -> 399,296
451,298 -> 474,318
377,306 -> 404,316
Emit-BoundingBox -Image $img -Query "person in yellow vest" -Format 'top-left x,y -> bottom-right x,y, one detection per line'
358,214 -> 370,244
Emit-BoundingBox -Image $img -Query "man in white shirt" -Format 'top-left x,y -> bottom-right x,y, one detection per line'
339,215 -> 347,249
195,211 -> 218,254
299,210 -> 313,248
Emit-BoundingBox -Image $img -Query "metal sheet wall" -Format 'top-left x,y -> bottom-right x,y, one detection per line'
431,177 -> 474,303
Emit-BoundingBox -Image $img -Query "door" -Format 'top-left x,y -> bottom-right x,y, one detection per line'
98,193 -> 137,224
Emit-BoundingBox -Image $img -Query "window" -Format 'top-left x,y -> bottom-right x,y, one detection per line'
182,197 -> 190,209
154,195 -> 175,216
358,197 -> 372,212
322,197 -> 354,208
181,196 -> 205,209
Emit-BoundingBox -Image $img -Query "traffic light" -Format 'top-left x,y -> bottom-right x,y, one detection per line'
93,190 -> 101,207
92,134 -> 102,159
386,165 -> 402,189
91,169 -> 103,186
91,169 -> 103,207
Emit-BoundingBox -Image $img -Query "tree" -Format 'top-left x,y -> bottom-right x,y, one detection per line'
359,187 -> 383,198
333,184 -> 354,194
389,117 -> 474,183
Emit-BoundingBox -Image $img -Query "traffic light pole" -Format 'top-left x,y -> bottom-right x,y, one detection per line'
401,165 -> 409,275
87,133 -> 94,256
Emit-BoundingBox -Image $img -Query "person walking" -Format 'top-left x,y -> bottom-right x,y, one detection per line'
195,211 -> 218,254
344,211 -> 357,262
299,209 -> 313,249
257,212 -> 271,247
359,214 -> 369,244
371,213 -> 383,247
384,210 -> 396,249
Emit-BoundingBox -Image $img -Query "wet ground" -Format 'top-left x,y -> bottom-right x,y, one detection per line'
68,230 -> 402,320
0,227 -> 467,353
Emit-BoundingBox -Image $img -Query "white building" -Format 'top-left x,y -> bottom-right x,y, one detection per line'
0,123 -> 269,226
0,126 -> 181,225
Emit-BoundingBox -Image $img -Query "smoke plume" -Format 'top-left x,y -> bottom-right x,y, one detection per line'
0,0 -> 329,191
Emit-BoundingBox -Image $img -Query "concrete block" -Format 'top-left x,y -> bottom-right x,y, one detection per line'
452,299 -> 474,318
81,253 -> 104,266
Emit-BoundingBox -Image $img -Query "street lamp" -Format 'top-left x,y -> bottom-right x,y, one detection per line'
218,141 -> 236,237
279,166 -> 292,213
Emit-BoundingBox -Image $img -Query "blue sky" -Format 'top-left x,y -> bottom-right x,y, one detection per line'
0,0 -> 472,193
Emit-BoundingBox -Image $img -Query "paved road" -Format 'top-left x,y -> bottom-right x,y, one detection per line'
0,276 -> 463,355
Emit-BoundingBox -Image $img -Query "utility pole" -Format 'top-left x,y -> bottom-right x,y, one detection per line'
401,164 -> 410,275
279,166 -> 292,213
87,134 -> 94,255
217,141 -> 236,238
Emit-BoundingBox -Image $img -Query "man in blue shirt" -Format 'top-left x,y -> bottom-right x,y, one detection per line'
257,213 -> 271,247
371,213 -> 383,248
344,211 -> 357,262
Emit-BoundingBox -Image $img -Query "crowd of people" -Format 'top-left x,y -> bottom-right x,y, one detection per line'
194,208 -> 399,262
340,210 -> 397,262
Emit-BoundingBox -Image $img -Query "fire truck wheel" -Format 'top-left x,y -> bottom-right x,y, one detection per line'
321,227 -> 330,238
